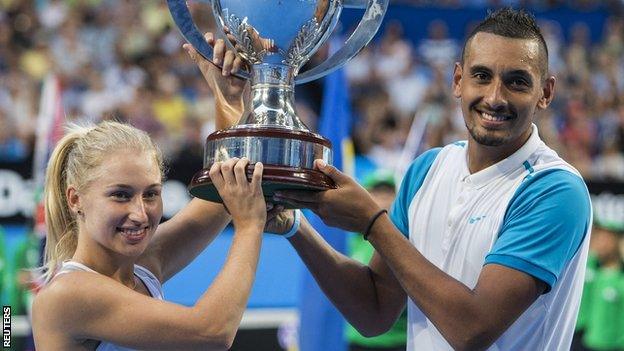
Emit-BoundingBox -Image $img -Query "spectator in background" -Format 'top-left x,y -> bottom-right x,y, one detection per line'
573,220 -> 624,351
168,117 -> 206,184
385,57 -> 431,120
539,20 -> 565,75
0,110 -> 27,163
572,225 -> 600,351
152,73 -> 188,142
565,22 -> 591,85
375,20 -> 413,84
417,20 -> 459,73
592,138 -> 624,181
360,110 -> 407,174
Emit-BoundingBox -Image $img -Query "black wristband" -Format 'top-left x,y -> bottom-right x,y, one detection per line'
363,209 -> 388,241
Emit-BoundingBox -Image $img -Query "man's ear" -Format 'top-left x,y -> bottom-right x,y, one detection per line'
537,76 -> 556,110
452,62 -> 463,98
67,186 -> 81,215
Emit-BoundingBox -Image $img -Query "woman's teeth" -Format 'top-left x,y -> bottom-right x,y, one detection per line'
119,228 -> 147,237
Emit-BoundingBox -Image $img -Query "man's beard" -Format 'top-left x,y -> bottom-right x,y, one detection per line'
466,122 -> 508,146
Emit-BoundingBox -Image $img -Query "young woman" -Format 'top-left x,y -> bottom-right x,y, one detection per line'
32,36 -> 267,350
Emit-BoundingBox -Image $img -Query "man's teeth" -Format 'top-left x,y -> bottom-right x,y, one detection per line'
481,112 -> 510,121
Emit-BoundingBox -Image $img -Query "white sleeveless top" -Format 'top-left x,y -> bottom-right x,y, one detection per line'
56,261 -> 164,351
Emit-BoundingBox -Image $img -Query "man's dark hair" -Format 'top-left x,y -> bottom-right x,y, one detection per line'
461,8 -> 549,77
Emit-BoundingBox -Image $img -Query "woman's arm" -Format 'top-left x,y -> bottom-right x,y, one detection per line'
139,33 -> 249,282
33,159 -> 266,350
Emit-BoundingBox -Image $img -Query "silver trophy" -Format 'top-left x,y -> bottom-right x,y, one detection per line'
167,0 -> 388,205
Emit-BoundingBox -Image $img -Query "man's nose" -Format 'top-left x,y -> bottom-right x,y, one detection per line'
482,79 -> 508,111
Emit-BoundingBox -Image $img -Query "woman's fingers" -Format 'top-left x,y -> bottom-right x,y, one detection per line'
183,43 -> 197,61
232,56 -> 244,74
204,31 -> 214,45
226,32 -> 238,46
185,31 -> 244,76
213,38 -> 226,65
222,50 -> 236,76
219,157 -> 239,186
233,158 -> 250,187
209,162 -> 224,189
250,162 -> 264,194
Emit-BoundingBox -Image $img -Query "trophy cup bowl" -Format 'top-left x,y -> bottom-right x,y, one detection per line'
167,0 -> 388,206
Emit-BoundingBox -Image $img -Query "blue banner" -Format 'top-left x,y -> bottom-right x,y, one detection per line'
298,42 -> 353,351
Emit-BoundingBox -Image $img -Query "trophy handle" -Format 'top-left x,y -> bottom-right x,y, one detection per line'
166,0 -> 251,80
295,0 -> 389,85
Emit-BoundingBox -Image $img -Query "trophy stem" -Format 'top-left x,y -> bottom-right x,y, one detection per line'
238,64 -> 308,131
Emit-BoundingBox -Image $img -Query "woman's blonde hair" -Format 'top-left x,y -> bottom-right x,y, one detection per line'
41,120 -> 164,282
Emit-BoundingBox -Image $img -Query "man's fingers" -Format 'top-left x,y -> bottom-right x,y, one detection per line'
276,198 -> 318,212
314,159 -> 348,186
273,191 -> 320,212
274,190 -> 321,203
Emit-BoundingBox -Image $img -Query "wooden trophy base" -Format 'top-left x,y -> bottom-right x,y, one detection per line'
189,165 -> 335,208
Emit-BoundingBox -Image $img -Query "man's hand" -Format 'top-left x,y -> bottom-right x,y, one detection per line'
273,160 -> 381,233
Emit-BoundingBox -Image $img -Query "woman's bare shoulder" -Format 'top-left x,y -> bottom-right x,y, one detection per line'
33,272 -> 117,332
33,273 -> 109,349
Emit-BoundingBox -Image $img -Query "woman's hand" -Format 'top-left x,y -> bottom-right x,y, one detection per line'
265,206 -> 295,235
210,158 -> 267,233
183,32 -> 249,129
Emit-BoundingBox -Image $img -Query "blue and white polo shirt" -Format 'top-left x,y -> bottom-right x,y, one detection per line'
390,124 -> 592,351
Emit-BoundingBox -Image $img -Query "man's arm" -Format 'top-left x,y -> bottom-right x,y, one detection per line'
286,208 -> 543,349
366,215 -> 545,350
276,162 -> 589,350
288,216 -> 407,336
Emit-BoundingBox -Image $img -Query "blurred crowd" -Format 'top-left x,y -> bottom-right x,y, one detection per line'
0,0 -> 217,170
1,0 -> 623,183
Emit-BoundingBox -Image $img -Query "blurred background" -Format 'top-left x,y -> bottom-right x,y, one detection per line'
0,0 -> 623,350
